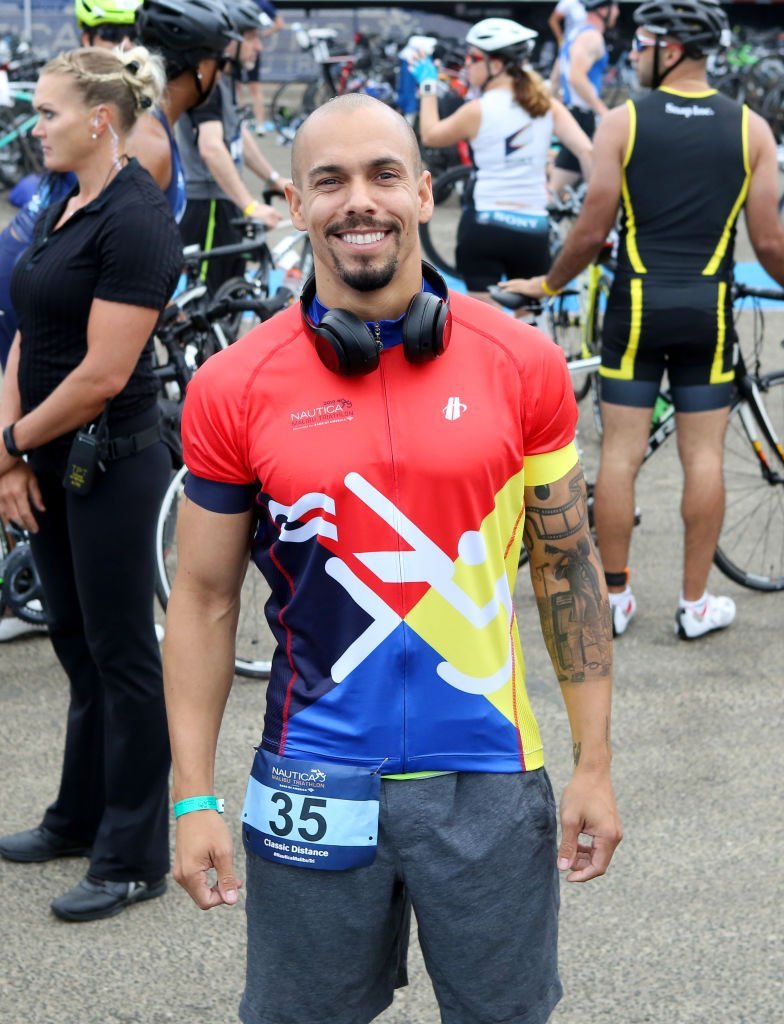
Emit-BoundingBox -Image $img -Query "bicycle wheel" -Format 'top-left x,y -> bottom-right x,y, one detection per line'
270,79 -> 315,139
419,164 -> 474,278
155,466 -> 272,677
547,290 -> 591,400
586,272 -> 611,437
713,371 -> 784,591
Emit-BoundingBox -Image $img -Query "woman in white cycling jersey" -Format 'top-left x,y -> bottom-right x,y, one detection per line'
415,17 -> 592,303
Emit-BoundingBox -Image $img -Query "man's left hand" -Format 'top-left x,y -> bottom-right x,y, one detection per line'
558,769 -> 622,882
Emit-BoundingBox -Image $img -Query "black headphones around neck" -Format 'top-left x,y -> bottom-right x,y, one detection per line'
300,262 -> 452,377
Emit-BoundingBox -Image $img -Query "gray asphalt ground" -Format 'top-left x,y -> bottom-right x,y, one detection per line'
0,126 -> 783,1024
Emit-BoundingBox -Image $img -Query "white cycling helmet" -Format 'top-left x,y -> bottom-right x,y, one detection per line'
465,18 -> 537,62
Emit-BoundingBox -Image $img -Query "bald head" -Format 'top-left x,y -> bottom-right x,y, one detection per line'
291,94 -> 422,186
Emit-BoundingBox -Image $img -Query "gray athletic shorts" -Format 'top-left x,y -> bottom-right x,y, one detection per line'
239,768 -> 562,1024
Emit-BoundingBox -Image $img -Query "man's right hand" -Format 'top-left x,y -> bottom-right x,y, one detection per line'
173,812 -> 242,910
0,462 -> 44,533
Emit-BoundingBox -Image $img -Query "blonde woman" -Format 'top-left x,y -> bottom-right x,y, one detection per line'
416,17 -> 593,302
0,47 -> 182,921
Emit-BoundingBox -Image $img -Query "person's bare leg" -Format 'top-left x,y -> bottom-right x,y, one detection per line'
248,80 -> 267,129
675,406 -> 730,601
593,401 -> 653,589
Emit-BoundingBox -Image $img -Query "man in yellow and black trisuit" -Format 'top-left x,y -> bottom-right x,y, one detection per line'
499,0 -> 784,640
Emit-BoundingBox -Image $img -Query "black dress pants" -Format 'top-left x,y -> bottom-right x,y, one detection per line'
29,421 -> 171,882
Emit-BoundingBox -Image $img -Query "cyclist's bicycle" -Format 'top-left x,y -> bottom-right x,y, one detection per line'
0,522 -> 48,626
153,288 -> 294,680
0,83 -> 42,189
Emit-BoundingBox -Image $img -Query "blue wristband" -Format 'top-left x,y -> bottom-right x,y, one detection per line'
173,795 -> 225,818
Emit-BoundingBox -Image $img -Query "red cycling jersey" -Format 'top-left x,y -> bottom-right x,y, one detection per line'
182,290 -> 578,775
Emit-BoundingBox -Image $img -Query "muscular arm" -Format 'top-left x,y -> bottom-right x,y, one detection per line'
524,461 -> 622,880
744,110 -> 784,286
163,496 -> 254,909
568,29 -> 609,117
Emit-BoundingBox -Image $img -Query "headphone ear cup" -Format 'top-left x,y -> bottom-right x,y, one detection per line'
403,292 -> 451,364
314,310 -> 381,376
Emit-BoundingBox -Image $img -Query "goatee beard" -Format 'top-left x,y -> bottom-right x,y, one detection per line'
334,254 -> 398,293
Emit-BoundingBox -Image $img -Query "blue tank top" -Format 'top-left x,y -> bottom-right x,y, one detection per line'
559,23 -> 608,110
153,107 -> 187,223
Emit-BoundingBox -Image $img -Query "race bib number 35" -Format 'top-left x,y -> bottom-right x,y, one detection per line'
242,749 -> 381,871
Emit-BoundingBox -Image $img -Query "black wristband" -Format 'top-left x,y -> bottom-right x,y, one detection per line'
3,423 -> 24,458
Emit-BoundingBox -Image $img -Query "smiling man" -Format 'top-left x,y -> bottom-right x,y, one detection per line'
163,93 -> 621,1024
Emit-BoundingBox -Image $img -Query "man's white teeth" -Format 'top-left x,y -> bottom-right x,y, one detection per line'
341,232 -> 385,245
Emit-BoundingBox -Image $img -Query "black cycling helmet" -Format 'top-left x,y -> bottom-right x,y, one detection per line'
633,0 -> 728,56
224,0 -> 266,35
136,0 -> 240,78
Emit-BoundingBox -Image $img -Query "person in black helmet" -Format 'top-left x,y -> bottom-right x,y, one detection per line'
551,0 -> 619,197
500,0 -> 784,641
175,0 -> 285,293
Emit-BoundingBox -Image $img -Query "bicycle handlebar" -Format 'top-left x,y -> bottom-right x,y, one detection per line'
182,236 -> 269,265
733,282 -> 784,302
205,286 -> 293,323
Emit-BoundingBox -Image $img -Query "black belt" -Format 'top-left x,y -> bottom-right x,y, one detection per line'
103,421 -> 162,461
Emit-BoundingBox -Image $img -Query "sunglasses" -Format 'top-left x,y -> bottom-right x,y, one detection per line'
93,24 -> 132,43
464,52 -> 486,65
632,34 -> 673,52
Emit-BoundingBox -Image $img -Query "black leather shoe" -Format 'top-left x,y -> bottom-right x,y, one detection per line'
51,875 -> 167,922
0,826 -> 91,863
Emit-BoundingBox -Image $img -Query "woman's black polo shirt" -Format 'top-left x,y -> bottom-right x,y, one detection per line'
11,158 -> 182,466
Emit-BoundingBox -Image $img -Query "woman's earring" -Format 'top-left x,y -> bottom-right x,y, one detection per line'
91,132 -> 98,140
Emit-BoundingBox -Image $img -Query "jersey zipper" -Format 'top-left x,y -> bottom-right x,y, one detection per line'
376,331 -> 409,772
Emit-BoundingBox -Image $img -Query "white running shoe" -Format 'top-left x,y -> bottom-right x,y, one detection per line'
674,594 -> 736,640
609,589 -> 637,637
0,616 -> 47,642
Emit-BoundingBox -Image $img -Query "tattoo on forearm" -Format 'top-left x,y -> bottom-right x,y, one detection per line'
527,466 -> 612,683
523,474 -> 586,551
573,742 -> 581,767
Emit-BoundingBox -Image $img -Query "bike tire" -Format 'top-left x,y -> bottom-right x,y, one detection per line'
419,164 -> 475,278
713,370 -> 784,591
155,466 -> 272,678
587,274 -> 611,436
547,291 -> 592,401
